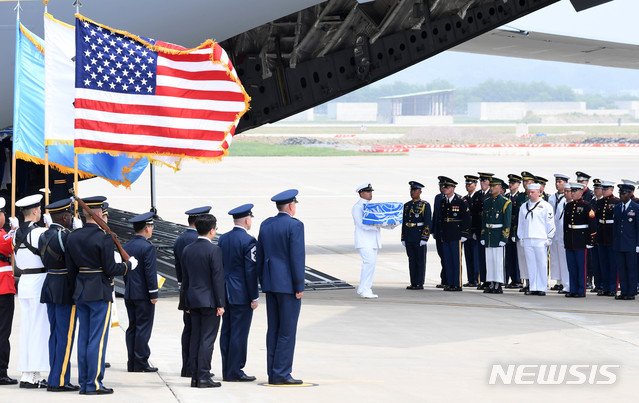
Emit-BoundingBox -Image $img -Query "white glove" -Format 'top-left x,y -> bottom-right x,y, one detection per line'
499,241 -> 506,247
636,246 -> 639,253
511,237 -> 516,242
128,256 -> 138,271
8,217 -> 18,230
472,234 -> 477,241
402,241 -> 406,247
480,240 -> 485,246
544,239 -> 552,247
43,213 -> 52,227
461,237 -> 467,243
72,217 -> 83,230
419,241 -> 427,246
586,245 -> 594,249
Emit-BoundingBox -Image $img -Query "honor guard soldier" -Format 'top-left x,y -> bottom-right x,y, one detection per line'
256,189 -> 305,385
620,180 -> 637,202
563,183 -> 597,298
431,178 -> 447,288
588,178 -> 603,292
515,171 -> 535,292
613,184 -> 639,300
352,183 -> 381,298
402,181 -> 432,290
174,206 -> 211,378
38,199 -> 80,392
65,196 -> 138,395
472,172 -> 493,289
13,194 -> 49,388
181,214 -> 225,388
0,197 -> 17,386
462,175 -> 480,287
480,178 -> 512,294
218,204 -> 259,382
595,181 -> 620,296
576,172 -> 594,203
438,177 -> 471,291
123,212 -> 159,373
548,174 -> 570,294
535,176 -> 550,201
517,183 -> 555,296
504,174 -> 523,288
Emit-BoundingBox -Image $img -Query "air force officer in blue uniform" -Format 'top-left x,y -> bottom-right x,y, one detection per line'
256,189 -> 305,385
218,204 -> 259,382
123,212 -> 159,373
613,184 -> 639,300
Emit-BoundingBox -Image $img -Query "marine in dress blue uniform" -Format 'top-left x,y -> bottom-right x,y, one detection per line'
462,175 -> 480,287
472,172 -> 493,289
256,189 -> 305,385
38,199 -> 79,392
504,174 -> 523,288
613,184 -> 639,300
402,181 -> 432,290
218,204 -> 259,382
595,181 -> 620,296
65,196 -> 136,395
173,206 -> 210,378
438,177 -> 471,291
181,214 -> 225,388
123,212 -> 159,373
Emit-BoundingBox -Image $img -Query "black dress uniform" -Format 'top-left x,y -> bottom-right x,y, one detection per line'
432,187 -> 446,286
65,196 -> 132,395
438,178 -> 471,291
123,212 -> 159,373
504,174 -> 522,287
39,199 -> 79,391
472,172 -> 493,288
595,186 -> 620,296
402,181 -> 432,290
462,175 -> 479,287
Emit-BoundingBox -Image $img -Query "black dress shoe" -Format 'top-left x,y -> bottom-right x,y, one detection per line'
614,294 -> 625,300
558,290 -> 568,294
20,380 -> 47,389
274,377 -> 303,385
483,287 -> 492,293
85,387 -> 114,395
198,379 -> 221,388
414,285 -> 424,290
565,293 -> 575,298
191,379 -> 198,388
550,284 -> 562,291
519,287 -> 529,293
105,362 -> 111,368
590,287 -> 600,293
406,285 -> 417,290
573,294 -> 585,298
462,282 -> 477,287
224,374 -> 256,382
493,285 -> 503,294
0,376 -> 17,385
134,366 -> 158,372
625,295 -> 636,300
537,291 -> 546,296
48,384 -> 80,392
435,284 -> 445,288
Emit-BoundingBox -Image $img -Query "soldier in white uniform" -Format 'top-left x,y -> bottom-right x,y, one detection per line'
12,194 -> 50,388
517,183 -> 555,296
352,183 -> 381,299
549,174 -> 570,293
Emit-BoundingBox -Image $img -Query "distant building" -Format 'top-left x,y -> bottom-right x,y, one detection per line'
467,102 -> 587,121
614,101 -> 639,119
378,89 -> 454,125
327,103 -> 378,121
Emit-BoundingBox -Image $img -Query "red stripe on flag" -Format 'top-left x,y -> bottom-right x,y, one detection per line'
155,86 -> 247,102
156,65 -> 235,81
75,119 -> 228,141
75,139 -> 226,158
160,52 -> 212,63
153,40 -> 186,51
75,98 -> 240,121
213,43 -> 223,62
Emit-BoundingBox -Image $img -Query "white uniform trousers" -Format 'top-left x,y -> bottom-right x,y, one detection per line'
549,241 -> 569,290
522,243 -> 548,292
516,241 -> 529,279
357,248 -> 378,295
485,247 -> 505,283
17,296 -> 50,373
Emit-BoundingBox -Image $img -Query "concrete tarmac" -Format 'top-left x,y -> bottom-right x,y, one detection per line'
4,147 -> 639,401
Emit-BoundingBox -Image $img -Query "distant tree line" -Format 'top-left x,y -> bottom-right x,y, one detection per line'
336,79 -> 639,114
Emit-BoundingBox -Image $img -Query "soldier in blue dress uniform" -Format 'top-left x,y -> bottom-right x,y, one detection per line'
462,175 -> 480,287
123,212 -> 159,373
431,178 -> 447,288
256,189 -> 305,385
438,177 -> 471,291
595,181 -> 620,297
65,196 -> 137,395
218,204 -> 259,382
504,174 -> 523,288
472,172 -> 493,289
402,181 -> 432,290
38,199 -> 79,392
173,206 -> 211,378
613,184 -> 639,300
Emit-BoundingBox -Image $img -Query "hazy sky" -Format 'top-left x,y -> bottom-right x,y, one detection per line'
379,0 -> 639,94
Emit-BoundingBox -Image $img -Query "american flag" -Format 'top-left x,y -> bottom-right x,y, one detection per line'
74,16 -> 249,160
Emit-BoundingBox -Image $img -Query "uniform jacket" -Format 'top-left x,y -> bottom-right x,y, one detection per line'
123,235 -> 159,300
505,190 -> 522,242
14,221 -> 47,299
173,228 -> 198,283
562,199 -> 597,250
512,192 -> 529,240
481,194 -> 512,247
471,190 -> 490,236
352,198 -> 381,249
438,194 -> 471,242
401,199 -> 432,243
218,226 -> 259,305
613,200 -> 639,252
0,229 -> 15,295
548,192 -> 567,243
181,237 -> 225,309
256,212 -> 306,294
582,187 -> 594,203
39,223 -> 75,305
431,193 -> 444,239
517,199 -> 555,241
595,195 -> 620,246
65,223 -> 131,302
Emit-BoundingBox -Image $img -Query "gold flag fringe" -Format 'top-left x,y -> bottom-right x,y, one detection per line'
19,23 -> 44,55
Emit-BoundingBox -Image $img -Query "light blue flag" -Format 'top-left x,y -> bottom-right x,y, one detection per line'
13,21 -> 148,187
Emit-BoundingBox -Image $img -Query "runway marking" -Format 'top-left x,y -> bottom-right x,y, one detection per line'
303,296 -> 639,317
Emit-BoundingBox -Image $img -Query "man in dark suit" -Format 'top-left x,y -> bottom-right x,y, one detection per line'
218,204 -> 259,382
613,184 -> 639,300
256,189 -> 305,385
173,206 -> 211,378
181,213 -> 225,388
123,212 -> 159,373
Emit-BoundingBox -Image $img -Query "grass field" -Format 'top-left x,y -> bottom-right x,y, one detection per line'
226,142 -> 373,156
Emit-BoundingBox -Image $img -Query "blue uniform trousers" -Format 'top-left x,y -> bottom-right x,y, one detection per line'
505,240 -> 520,283
616,252 -> 638,296
589,246 -> 601,288
220,303 -> 254,380
405,242 -> 426,286
597,245 -> 618,293
463,238 -> 479,284
75,300 -> 111,393
125,299 -> 155,371
189,307 -> 220,382
436,238 -> 446,285
181,311 -> 191,375
442,240 -> 462,288
566,249 -> 587,296
47,303 -> 76,387
265,292 -> 301,384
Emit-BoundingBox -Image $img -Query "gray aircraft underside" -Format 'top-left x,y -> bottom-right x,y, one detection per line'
0,0 -> 629,134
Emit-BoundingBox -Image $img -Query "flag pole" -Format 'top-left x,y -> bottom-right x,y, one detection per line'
12,2 -> 20,218
44,145 -> 49,207
73,154 -> 79,216
150,163 -> 157,214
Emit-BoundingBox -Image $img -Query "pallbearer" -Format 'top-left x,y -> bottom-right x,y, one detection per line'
480,178 -> 511,294
402,181 -> 431,290
613,184 -> 639,300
